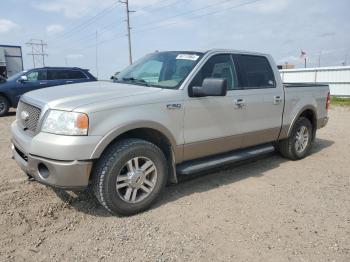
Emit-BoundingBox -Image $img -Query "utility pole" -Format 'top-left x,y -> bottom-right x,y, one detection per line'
344,54 -> 348,66
120,0 -> 135,65
26,39 -> 48,68
95,30 -> 99,79
318,51 -> 322,67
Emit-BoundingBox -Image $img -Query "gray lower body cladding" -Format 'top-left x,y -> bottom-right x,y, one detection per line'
11,141 -> 92,189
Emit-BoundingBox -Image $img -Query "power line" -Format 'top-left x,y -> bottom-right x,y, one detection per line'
135,0 -> 263,34
54,1 -> 121,41
83,0 -> 263,50
135,0 -> 235,29
53,0 -> 184,53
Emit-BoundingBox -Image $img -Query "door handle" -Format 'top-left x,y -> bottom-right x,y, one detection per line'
274,96 -> 282,105
66,80 -> 74,84
234,98 -> 245,108
39,82 -> 47,85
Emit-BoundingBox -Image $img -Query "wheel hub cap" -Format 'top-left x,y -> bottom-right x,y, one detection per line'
128,170 -> 145,188
295,126 -> 309,153
116,157 -> 157,203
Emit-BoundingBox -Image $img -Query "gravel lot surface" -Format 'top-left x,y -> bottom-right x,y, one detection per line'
0,107 -> 349,262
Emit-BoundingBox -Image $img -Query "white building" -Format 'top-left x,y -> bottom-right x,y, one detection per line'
0,45 -> 24,77
280,66 -> 350,97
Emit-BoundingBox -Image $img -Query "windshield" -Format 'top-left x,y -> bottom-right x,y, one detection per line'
6,71 -> 26,82
115,51 -> 203,89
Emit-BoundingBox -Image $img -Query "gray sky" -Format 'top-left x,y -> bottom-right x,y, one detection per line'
1,0 -> 349,79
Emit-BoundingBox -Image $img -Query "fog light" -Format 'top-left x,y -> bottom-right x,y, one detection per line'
38,163 -> 49,179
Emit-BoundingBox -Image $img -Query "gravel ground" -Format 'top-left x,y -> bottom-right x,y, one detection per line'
0,107 -> 349,262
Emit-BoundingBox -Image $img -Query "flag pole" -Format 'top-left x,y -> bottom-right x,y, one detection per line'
304,57 -> 306,68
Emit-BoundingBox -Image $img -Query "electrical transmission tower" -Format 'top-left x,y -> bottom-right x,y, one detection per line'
26,39 -> 48,68
119,0 -> 135,65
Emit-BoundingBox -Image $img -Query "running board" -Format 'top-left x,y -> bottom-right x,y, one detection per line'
176,144 -> 275,175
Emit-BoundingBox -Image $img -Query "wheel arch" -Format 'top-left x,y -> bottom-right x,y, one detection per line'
0,92 -> 12,107
90,122 -> 180,183
287,106 -> 318,140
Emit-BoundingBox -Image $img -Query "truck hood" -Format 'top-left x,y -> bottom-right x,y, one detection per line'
21,81 -> 162,111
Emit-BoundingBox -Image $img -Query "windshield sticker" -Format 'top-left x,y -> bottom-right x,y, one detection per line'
176,54 -> 200,61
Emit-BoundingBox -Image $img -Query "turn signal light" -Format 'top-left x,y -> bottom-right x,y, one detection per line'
76,114 -> 89,129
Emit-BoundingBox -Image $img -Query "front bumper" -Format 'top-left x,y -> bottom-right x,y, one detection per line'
11,142 -> 92,189
10,120 -> 100,189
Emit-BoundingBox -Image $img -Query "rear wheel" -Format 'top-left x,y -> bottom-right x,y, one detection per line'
92,138 -> 167,216
0,96 -> 9,117
278,117 -> 313,160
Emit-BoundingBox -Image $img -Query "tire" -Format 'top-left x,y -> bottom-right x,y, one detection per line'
92,138 -> 168,216
278,117 -> 313,160
0,95 -> 9,117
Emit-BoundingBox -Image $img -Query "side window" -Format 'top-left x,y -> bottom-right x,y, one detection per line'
26,70 -> 47,81
47,70 -> 69,80
237,55 -> 275,89
190,54 -> 238,90
67,70 -> 87,79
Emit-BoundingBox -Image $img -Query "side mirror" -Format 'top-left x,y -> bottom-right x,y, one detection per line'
191,78 -> 227,97
19,75 -> 28,82
111,72 -> 120,81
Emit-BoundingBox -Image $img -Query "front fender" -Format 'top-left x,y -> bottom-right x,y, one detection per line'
90,120 -> 180,160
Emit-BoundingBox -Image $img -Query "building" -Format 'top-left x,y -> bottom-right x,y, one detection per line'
280,66 -> 350,97
277,64 -> 295,70
0,45 -> 24,78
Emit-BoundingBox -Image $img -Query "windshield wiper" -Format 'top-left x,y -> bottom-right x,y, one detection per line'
122,77 -> 150,86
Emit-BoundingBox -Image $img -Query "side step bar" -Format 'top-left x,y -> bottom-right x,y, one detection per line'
176,144 -> 275,175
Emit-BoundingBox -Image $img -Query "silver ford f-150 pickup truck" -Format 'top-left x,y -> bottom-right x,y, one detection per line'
11,49 -> 330,215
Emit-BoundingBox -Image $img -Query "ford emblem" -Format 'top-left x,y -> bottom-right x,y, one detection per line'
21,111 -> 30,121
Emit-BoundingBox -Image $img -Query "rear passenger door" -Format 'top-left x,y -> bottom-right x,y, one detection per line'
233,54 -> 284,148
47,69 -> 67,86
66,70 -> 89,84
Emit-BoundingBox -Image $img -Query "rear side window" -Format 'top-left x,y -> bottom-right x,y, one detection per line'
48,70 -> 69,80
236,55 -> 275,89
67,70 -> 87,79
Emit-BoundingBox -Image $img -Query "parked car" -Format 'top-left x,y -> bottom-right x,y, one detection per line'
0,67 -> 97,116
11,50 -> 330,215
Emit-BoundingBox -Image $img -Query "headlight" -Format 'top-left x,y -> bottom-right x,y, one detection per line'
41,110 -> 89,136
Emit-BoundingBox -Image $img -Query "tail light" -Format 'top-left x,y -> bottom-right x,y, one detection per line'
326,92 -> 330,111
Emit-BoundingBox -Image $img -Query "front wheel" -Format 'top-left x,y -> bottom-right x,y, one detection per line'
0,96 -> 9,117
92,138 -> 168,216
278,117 -> 313,160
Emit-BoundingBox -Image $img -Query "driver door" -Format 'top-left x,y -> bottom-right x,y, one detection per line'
183,54 -> 245,161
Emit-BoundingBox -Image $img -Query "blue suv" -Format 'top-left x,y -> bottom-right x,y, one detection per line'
0,67 -> 97,116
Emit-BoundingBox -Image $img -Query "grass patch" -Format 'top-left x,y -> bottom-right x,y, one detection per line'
331,96 -> 350,106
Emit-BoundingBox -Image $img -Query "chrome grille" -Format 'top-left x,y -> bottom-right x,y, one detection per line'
17,101 -> 42,134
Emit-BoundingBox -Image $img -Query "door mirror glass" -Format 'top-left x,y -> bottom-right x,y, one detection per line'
191,78 -> 227,97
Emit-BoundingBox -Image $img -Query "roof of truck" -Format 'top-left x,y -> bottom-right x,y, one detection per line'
203,49 -> 270,56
